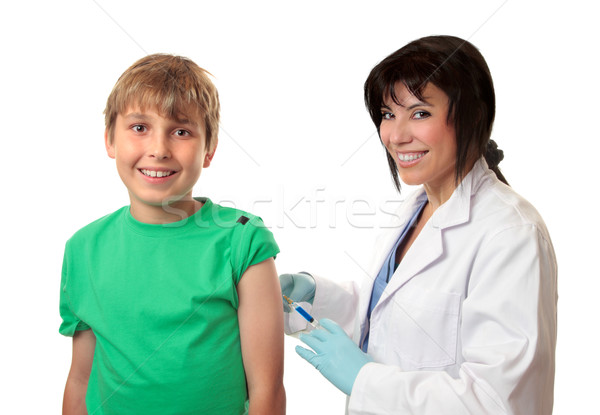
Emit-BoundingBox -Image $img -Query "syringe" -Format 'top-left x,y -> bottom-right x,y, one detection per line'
283,295 -> 322,329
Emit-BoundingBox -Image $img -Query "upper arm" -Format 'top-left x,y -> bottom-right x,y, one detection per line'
69,329 -> 96,383
63,330 -> 96,414
462,225 -> 557,409
466,225 -> 557,336
237,258 -> 285,409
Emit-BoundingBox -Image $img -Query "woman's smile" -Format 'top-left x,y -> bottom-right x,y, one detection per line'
380,82 -> 457,202
396,151 -> 429,164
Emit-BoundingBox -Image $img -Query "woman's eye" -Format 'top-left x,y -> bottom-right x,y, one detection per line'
381,112 -> 394,120
412,111 -> 431,120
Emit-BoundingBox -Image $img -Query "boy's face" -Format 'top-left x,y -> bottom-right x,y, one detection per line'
105,106 -> 214,222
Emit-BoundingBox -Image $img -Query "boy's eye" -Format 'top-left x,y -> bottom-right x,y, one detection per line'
175,129 -> 191,137
132,124 -> 146,133
412,111 -> 431,120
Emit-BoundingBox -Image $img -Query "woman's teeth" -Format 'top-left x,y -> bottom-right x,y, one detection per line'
141,169 -> 174,178
398,152 -> 427,162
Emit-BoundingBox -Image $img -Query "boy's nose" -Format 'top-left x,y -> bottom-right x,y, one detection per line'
149,135 -> 171,159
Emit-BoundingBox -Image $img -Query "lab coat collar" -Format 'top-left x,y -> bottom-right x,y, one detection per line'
370,158 -> 492,310
430,157 -> 490,230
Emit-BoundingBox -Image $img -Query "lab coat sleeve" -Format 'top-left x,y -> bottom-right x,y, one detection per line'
348,224 -> 557,415
283,273 -> 360,337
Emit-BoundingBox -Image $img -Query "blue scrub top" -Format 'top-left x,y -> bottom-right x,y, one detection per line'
361,199 -> 427,352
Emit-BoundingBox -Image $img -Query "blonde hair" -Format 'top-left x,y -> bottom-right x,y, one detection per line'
104,54 -> 220,152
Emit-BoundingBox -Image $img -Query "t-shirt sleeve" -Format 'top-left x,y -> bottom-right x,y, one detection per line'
58,241 -> 90,337
231,215 -> 280,284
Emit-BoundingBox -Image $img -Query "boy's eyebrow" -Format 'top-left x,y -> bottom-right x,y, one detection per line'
123,112 -> 150,121
173,116 -> 197,126
123,112 -> 198,126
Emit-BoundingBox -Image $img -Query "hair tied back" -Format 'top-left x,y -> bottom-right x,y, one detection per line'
484,139 -> 508,185
485,139 -> 504,170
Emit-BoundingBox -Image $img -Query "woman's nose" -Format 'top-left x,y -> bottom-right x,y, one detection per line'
383,119 -> 411,145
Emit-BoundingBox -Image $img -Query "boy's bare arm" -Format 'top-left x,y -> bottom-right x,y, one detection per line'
237,258 -> 286,414
63,329 -> 95,415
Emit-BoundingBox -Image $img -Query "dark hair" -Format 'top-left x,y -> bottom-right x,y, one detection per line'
364,35 -> 508,191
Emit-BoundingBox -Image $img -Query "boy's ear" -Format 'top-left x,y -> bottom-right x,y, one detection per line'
203,143 -> 217,168
105,129 -> 116,159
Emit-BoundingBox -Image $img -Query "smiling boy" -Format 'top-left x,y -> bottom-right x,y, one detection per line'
59,54 -> 285,414
107,107 -> 211,223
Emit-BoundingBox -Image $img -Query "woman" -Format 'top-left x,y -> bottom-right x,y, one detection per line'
281,35 -> 557,414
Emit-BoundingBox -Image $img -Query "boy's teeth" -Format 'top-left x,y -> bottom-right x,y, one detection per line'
141,169 -> 173,178
398,152 -> 426,162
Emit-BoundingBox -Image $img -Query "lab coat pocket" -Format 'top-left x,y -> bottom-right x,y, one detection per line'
388,287 -> 461,369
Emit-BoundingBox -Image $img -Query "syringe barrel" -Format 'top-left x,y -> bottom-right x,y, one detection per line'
293,304 -> 315,323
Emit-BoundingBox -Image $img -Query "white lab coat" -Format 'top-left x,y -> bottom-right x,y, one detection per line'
285,159 -> 557,414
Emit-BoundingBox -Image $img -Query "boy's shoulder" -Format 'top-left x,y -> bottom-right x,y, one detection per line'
68,206 -> 128,244
66,199 -> 271,246
200,198 -> 264,229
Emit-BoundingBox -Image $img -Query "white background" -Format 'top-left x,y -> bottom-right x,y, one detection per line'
1,1 -> 598,413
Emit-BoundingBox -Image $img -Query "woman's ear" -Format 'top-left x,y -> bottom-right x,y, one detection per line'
105,129 -> 116,159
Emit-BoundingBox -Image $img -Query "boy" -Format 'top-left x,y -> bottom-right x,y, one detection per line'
59,54 -> 285,414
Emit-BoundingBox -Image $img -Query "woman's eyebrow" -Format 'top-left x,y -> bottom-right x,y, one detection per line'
385,97 -> 432,110
406,99 -> 432,110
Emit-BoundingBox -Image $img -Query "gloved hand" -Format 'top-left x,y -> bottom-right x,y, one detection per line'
296,318 -> 373,395
279,272 -> 316,312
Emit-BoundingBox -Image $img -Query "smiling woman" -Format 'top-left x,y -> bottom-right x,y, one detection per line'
280,35 -> 557,415
364,35 -> 504,193
379,83 -> 458,207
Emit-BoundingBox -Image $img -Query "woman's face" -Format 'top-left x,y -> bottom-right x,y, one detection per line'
380,82 -> 457,196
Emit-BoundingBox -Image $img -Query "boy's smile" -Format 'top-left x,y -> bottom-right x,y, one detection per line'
105,106 -> 215,223
139,168 -> 176,178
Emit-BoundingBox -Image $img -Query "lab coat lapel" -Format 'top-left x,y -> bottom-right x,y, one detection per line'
375,162 -> 482,308
357,190 -> 428,325
380,222 -> 444,298
372,193 -> 425,272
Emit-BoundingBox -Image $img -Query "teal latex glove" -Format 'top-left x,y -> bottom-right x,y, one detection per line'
296,318 -> 373,395
279,272 -> 315,312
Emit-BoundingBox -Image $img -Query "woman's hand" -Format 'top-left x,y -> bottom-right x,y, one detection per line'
279,272 -> 316,312
296,318 -> 373,395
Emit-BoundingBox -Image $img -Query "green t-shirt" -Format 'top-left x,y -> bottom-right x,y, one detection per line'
59,198 -> 279,414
